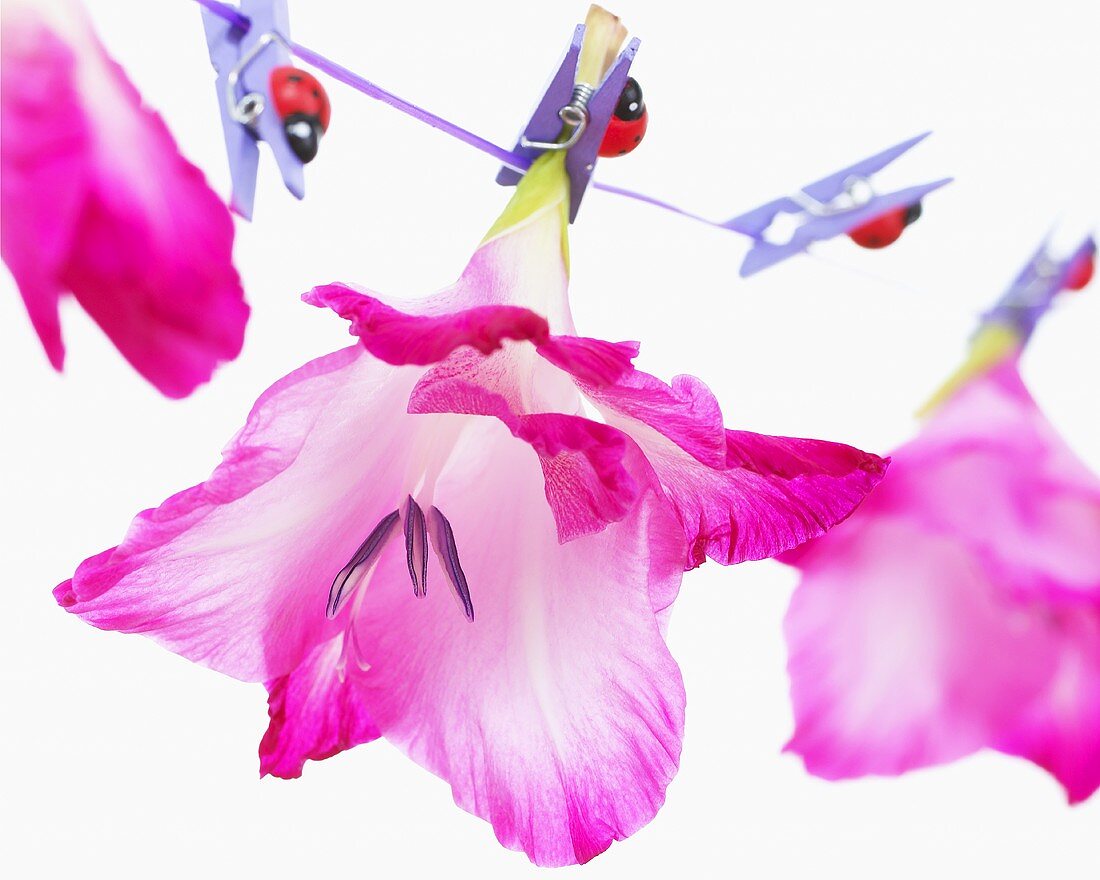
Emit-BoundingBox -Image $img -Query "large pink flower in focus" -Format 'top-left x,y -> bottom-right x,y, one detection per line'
55,148 -> 886,865
782,357 -> 1100,803
1,0 -> 247,397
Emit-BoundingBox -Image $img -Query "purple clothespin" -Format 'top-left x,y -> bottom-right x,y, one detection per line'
983,235 -> 1097,340
201,0 -> 306,220
497,25 -> 640,223
725,132 -> 952,277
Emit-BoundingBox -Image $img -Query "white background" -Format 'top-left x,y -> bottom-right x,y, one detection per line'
2,0 -> 1098,876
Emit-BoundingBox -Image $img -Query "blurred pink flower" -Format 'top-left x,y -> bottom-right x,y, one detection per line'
783,354 -> 1100,803
56,152 -> 886,865
1,0 -> 246,397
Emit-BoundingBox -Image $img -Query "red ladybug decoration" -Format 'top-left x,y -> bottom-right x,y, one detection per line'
1064,252 -> 1095,291
269,66 -> 331,163
599,77 -> 648,158
847,201 -> 923,249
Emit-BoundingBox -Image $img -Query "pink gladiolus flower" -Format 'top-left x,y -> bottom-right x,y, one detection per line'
55,141 -> 887,864
782,326 -> 1100,803
1,0 -> 247,397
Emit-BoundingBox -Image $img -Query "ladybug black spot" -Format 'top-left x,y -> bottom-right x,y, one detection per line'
287,74 -> 303,83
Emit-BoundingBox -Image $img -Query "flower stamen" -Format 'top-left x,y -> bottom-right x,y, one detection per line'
428,506 -> 475,622
403,496 -> 428,597
327,510 -> 400,618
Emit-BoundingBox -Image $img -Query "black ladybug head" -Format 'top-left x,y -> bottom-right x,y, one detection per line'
903,201 -> 923,227
283,113 -> 323,163
614,77 -> 646,121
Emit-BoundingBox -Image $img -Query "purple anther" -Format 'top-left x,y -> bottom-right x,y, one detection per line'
403,496 -> 428,598
327,510 -> 400,618
427,507 -> 474,622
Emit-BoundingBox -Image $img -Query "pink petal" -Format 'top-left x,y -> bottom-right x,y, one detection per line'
589,372 -> 729,466
878,363 -> 1100,604
587,370 -> 889,568
260,636 -> 381,779
783,362 -> 1100,799
537,335 -> 639,386
306,283 -> 551,364
0,5 -> 87,369
1,0 -> 247,397
306,282 -> 637,386
55,347 -> 421,682
347,417 -> 686,866
995,610 -> 1100,804
783,515 -> 1060,779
